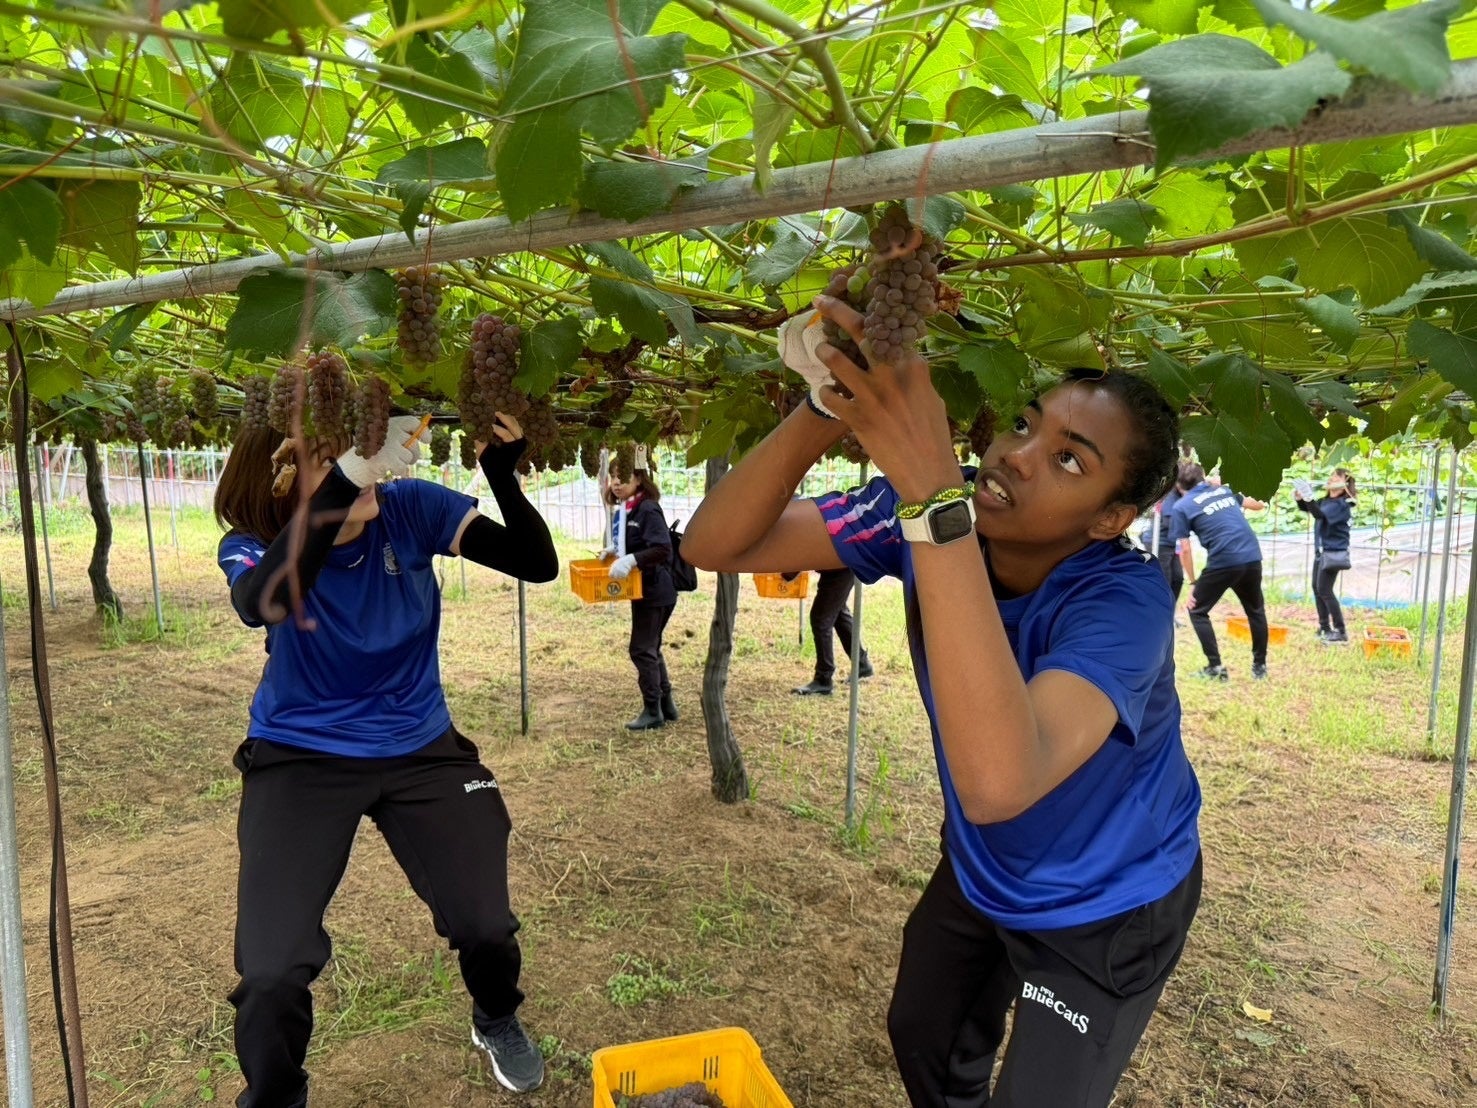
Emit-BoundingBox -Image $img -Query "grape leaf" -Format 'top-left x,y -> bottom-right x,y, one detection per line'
1109,0 -> 1213,35
1199,351 -> 1262,422
224,271 -> 397,358
377,139 -> 494,237
577,156 -> 706,223
496,0 -> 687,222
586,241 -> 697,346
1295,295 -> 1360,353
1179,412 -> 1292,499
1096,37 -> 1352,170
1234,216 -> 1425,308
744,217 -> 821,289
1371,271 -> 1477,316
1068,198 -> 1165,247
1262,368 -> 1325,448
391,39 -> 486,135
517,316 -> 585,396
0,179 -> 59,270
1144,349 -> 1198,406
1387,209 -> 1477,273
1250,0 -> 1459,95
1410,320 -> 1477,396
219,0 -> 374,40
57,179 -> 139,273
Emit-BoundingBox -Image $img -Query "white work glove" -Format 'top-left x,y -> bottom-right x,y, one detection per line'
337,415 -> 431,488
599,545 -> 618,559
777,309 -> 839,419
609,554 -> 638,580
1292,477 -> 1314,501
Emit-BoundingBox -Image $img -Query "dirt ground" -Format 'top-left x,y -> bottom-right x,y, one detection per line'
1,513 -> 1476,1107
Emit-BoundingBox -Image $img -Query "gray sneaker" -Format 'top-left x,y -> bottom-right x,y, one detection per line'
472,1014 -> 545,1093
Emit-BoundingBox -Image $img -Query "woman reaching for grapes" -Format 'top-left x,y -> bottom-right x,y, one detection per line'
682,294 -> 1202,1107
213,409 -> 557,1106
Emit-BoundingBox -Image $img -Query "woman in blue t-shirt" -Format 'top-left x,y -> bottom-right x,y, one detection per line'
214,412 -> 557,1105
1293,468 -> 1357,643
683,295 -> 1201,1107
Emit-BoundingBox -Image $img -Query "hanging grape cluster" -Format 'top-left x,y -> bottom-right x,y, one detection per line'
395,265 -> 446,367
240,375 -> 272,435
428,425 -> 451,466
129,367 -> 160,440
616,1082 -> 725,1108
350,376 -> 392,459
267,364 -> 305,434
579,436 -> 602,479
833,431 -> 868,465
190,370 -> 219,426
456,313 -> 527,444
157,377 -> 192,446
818,263 -> 865,369
965,401 -> 997,461
459,430 -> 479,471
611,442 -> 636,481
861,203 -> 940,367
306,350 -> 349,444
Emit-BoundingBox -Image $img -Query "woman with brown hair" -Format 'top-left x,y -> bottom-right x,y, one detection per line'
214,412 -> 556,1106
602,448 -> 679,730
1293,467 -> 1357,643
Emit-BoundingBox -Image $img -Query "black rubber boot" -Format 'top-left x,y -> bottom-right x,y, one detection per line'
626,702 -> 665,730
660,693 -> 679,722
791,679 -> 833,696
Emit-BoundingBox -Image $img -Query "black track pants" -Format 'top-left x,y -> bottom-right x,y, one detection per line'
230,730 -> 523,1108
1155,549 -> 1185,602
887,852 -> 1201,1108
1188,560 -> 1268,667
810,568 -> 866,683
1312,556 -> 1346,634
629,600 -> 675,706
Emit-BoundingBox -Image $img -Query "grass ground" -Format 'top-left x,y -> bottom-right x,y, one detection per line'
0,500 -> 1475,1106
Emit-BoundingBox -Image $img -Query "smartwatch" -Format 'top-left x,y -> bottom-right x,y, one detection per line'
899,495 -> 977,545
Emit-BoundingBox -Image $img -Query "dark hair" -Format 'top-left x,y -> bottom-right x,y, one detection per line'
603,468 -> 662,505
1333,467 -> 1357,500
1175,461 -> 1205,491
1058,368 -> 1179,512
215,426 -> 296,542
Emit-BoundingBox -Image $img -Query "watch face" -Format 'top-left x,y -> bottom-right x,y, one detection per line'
929,500 -> 976,544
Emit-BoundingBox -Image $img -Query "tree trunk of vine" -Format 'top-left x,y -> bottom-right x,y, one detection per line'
700,453 -> 748,803
80,438 -> 122,620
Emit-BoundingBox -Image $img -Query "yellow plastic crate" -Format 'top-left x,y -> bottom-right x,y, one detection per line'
570,558 -> 643,604
1226,616 -> 1288,646
753,572 -> 809,600
592,1027 -> 792,1108
1362,625 -> 1413,660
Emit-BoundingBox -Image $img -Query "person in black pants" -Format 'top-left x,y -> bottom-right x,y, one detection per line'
1169,463 -> 1268,680
214,411 -> 558,1106
1294,468 -> 1357,643
604,452 -> 679,730
793,567 -> 873,695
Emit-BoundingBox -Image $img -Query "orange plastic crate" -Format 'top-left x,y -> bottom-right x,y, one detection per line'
1226,616 -> 1288,646
1362,625 -> 1413,660
592,1027 -> 792,1108
753,572 -> 809,600
570,558 -> 643,604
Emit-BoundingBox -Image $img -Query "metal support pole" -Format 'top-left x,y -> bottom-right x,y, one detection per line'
33,447 -> 56,612
518,579 -> 530,736
166,450 -> 179,556
1428,451 -> 1461,745
0,574 -> 36,1108
1432,490 -> 1477,1017
137,443 -> 164,632
1419,447 -> 1442,662
845,462 -> 868,831
797,597 -> 804,646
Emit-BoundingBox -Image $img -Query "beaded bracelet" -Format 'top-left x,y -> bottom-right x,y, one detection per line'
896,482 -> 976,520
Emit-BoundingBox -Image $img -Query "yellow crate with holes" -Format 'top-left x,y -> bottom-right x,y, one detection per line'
1226,616 -> 1289,646
1362,625 -> 1413,660
569,558 -> 643,604
592,1027 -> 792,1108
753,572 -> 809,600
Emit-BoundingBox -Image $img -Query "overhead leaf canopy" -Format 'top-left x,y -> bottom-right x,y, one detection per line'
1,0 -> 1476,495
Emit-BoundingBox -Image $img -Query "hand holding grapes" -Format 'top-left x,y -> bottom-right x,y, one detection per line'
478,411 -> 528,476
335,415 -> 429,487
812,294 -> 960,504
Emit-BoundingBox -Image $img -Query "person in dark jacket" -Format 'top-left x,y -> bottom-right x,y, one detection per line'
1294,468 -> 1356,644
604,451 -> 679,730
793,567 -> 873,695
1139,488 -> 1184,601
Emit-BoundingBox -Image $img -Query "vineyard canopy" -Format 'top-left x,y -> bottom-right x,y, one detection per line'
2,0 -> 1477,494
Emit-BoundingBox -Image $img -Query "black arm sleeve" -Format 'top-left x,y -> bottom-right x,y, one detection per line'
1295,496 -> 1319,517
456,438 -> 559,582
631,502 -> 672,570
230,466 -> 361,626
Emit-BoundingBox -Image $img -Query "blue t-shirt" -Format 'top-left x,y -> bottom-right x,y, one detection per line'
218,479 -> 475,758
815,474 -> 1202,930
1138,488 -> 1182,556
1169,482 -> 1261,569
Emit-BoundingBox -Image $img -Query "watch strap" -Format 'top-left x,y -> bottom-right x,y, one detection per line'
897,482 -> 975,520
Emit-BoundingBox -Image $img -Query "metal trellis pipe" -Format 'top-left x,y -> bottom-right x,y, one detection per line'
137,443 -> 164,632
1433,489 -> 1477,1018
845,462 -> 868,831
518,579 -> 530,737
33,447 -> 56,612
6,62 -> 1477,322
1419,446 -> 1442,663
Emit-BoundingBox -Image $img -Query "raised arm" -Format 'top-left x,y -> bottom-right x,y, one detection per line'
681,404 -> 848,574
451,416 -> 559,583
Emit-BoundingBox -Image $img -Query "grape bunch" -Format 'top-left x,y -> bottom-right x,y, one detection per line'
542,437 -> 574,473
833,431 -> 868,465
190,370 -> 219,425
457,313 -> 527,443
579,437 -> 602,479
129,367 -> 160,437
522,396 -> 559,451
351,376 -> 392,459
819,263 -> 865,368
459,431 -> 479,471
611,442 -> 636,482
428,425 -> 452,467
656,406 -> 685,441
861,203 -> 940,367
157,377 -> 192,446
618,1082 -> 725,1108
306,350 -> 349,444
965,401 -> 997,461
267,364 -> 305,434
240,375 -> 272,435
395,265 -> 446,366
